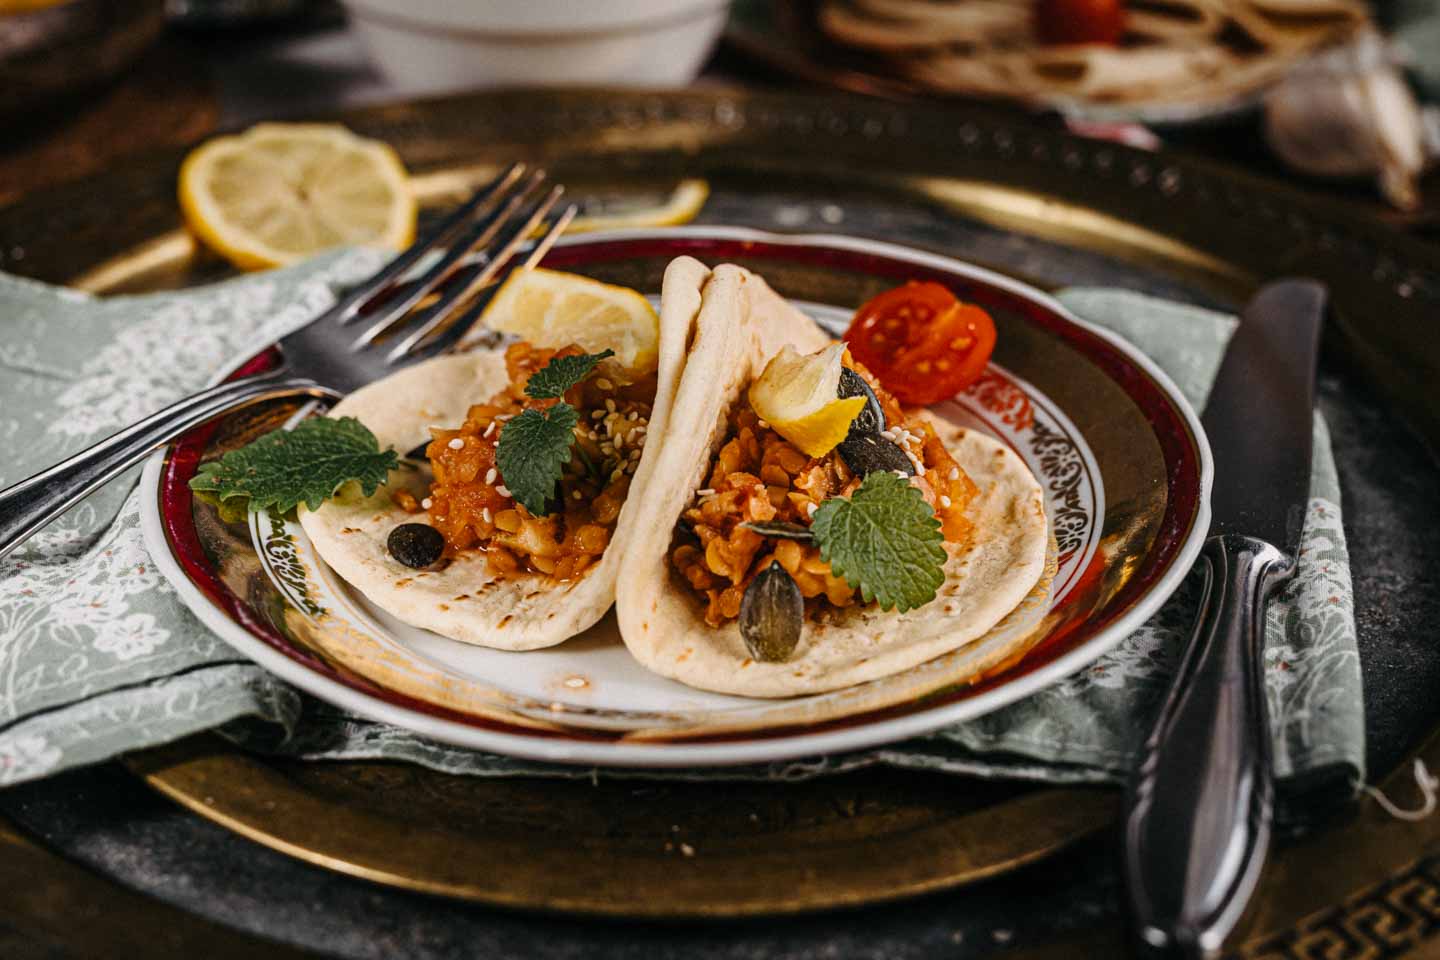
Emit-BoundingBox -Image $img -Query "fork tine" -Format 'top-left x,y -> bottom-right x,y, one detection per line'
382,186 -> 566,365
402,204 -> 579,363
350,168 -> 546,346
326,162 -> 526,324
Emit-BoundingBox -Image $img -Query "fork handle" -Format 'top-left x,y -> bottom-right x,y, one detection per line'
0,369 -> 335,561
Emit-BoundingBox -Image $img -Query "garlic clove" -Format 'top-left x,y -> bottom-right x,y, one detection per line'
1262,30 -> 1427,210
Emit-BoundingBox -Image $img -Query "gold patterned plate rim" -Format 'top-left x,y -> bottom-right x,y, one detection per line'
136,225 -> 1212,768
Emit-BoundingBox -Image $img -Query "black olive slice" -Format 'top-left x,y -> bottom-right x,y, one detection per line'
837,367 -> 886,440
836,434 -> 916,478
387,522 -> 445,569
739,563 -> 804,662
739,520 -> 815,541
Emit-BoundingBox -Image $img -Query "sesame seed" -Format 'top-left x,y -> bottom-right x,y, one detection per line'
421,497 -> 433,509
563,675 -> 588,689
757,419 -> 769,429
495,414 -> 513,422
940,495 -> 952,508
806,502 -> 818,517
447,438 -> 464,450
484,468 -> 497,485
496,484 -> 512,498
610,469 -> 624,483
679,843 -> 695,857
893,469 -> 908,478
590,409 -> 605,420
948,467 -> 960,480
695,488 -> 715,496
596,378 -> 613,391
482,507 -> 491,523
635,425 -> 647,435
880,429 -> 896,440
573,491 -> 583,500
483,421 -> 497,438
600,444 -> 615,456
605,399 -> 617,413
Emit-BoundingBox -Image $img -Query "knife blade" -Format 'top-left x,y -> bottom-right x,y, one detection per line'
1123,279 -> 1324,959
1205,283 -> 1320,555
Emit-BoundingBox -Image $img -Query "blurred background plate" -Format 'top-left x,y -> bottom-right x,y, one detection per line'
726,0 -> 1336,127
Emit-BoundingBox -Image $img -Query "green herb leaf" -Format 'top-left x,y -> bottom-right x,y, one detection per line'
810,471 -> 947,612
525,349 -> 615,400
494,404 -> 580,515
189,416 -> 398,514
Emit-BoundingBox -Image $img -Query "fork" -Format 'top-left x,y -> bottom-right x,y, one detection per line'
0,163 -> 568,561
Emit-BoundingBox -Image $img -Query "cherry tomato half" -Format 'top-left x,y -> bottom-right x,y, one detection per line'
843,281 -> 997,406
1035,0 -> 1125,46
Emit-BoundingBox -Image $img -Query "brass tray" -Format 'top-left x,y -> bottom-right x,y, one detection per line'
2,88 -> 1439,932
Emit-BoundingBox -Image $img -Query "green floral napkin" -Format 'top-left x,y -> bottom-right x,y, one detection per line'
0,257 -> 1363,796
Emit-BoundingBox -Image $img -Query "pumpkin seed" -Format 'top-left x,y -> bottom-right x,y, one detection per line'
739,520 -> 815,541
836,434 -> 916,478
837,367 -> 886,439
739,562 -> 804,662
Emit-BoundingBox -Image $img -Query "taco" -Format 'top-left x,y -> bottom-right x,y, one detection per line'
297,257 -> 710,650
616,265 -> 1050,697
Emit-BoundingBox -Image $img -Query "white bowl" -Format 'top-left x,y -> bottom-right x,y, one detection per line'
342,0 -> 732,91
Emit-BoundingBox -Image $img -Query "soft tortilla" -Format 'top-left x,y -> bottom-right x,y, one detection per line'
615,264 -> 1050,697
297,256 -> 710,650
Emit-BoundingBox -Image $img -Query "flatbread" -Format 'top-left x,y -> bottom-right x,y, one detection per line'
819,0 -> 1367,107
615,264 -> 1050,697
297,257 -> 709,650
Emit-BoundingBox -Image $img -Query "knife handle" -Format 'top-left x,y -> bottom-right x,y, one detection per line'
1123,533 -> 1294,959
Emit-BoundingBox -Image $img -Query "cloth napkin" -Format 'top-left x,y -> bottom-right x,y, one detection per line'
0,255 -> 1363,801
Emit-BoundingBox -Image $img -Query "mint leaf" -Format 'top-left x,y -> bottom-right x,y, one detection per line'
525,349 -> 615,400
810,471 -> 946,612
189,416 -> 398,514
494,404 -> 580,515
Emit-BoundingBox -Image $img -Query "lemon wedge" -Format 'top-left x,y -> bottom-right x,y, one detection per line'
179,123 -> 416,271
749,344 -> 866,457
481,267 -> 660,373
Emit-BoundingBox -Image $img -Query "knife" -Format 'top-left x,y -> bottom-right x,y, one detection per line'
1122,279 -> 1324,958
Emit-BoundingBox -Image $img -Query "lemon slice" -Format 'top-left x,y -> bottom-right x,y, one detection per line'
567,179 -> 710,233
481,267 -> 660,373
179,123 -> 416,271
749,344 -> 866,457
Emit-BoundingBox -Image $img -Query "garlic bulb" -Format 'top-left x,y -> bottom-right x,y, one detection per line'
1263,30 -> 1428,210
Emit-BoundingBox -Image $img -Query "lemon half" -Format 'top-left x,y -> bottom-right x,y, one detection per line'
481,267 -> 660,374
749,344 -> 866,457
179,123 -> 416,271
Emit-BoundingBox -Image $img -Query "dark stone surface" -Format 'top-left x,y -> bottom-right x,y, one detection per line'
1319,366 -> 1440,778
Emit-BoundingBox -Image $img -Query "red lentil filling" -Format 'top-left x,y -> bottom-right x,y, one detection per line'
403,341 -> 654,581
671,358 -> 978,626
